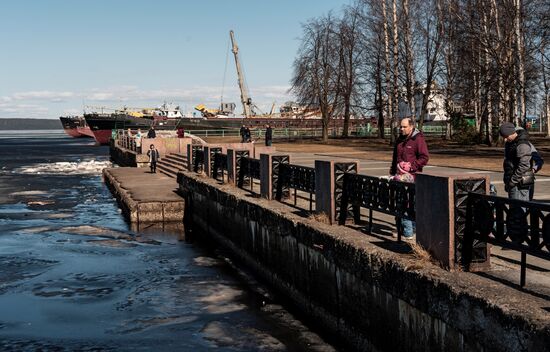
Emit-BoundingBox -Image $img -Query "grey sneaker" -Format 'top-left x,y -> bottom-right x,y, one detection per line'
402,235 -> 416,241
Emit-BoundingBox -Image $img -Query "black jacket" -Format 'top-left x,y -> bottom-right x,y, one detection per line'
503,129 -> 532,186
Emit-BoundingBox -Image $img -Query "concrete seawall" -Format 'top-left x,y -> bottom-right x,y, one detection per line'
103,168 -> 184,224
178,170 -> 550,351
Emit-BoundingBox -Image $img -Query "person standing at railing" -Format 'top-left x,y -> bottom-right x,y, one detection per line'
499,122 -> 535,201
147,126 -> 156,139
177,127 -> 185,138
390,117 -> 430,240
134,128 -> 143,153
240,125 -> 246,143
244,126 -> 251,143
265,124 -> 273,146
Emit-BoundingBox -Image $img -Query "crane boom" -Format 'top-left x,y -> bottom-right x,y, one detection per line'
229,30 -> 253,118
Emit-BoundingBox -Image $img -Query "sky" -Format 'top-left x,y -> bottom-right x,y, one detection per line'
0,0 -> 351,119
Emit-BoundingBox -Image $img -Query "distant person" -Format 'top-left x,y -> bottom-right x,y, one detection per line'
390,117 -> 429,241
499,122 -> 535,201
244,126 -> 251,143
147,144 -> 160,173
127,128 -> 132,137
240,124 -> 246,143
135,128 -> 143,153
177,127 -> 185,138
265,124 -> 273,146
147,126 -> 156,139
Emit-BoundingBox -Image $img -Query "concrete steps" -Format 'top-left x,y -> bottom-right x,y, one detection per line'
157,153 -> 187,178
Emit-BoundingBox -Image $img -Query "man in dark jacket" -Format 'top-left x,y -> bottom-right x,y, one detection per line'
147,126 -> 156,139
147,144 -> 160,173
240,125 -> 246,143
390,117 -> 430,240
499,122 -> 533,201
265,124 -> 273,146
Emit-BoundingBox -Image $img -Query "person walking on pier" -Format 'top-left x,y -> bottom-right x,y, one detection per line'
244,126 -> 251,143
390,117 -> 429,240
147,126 -> 156,139
240,124 -> 246,143
265,124 -> 273,146
147,144 -> 160,173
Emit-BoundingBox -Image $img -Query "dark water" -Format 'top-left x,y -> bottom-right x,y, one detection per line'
0,131 -> 334,351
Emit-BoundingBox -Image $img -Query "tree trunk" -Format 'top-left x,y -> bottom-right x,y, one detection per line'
376,53 -> 385,139
391,0 -> 400,134
515,0 -> 526,126
382,0 -> 394,143
402,0 -> 416,119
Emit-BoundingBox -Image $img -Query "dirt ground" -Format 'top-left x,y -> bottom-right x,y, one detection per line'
204,136 -> 550,177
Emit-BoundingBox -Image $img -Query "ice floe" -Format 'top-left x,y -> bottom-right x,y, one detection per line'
14,159 -> 112,175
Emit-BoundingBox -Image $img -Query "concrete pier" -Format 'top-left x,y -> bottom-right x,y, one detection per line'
103,167 -> 184,224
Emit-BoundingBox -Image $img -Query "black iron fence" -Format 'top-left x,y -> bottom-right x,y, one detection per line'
339,173 -> 415,241
212,153 -> 227,181
192,148 -> 204,173
464,193 -> 550,287
276,164 -> 316,211
238,156 -> 261,191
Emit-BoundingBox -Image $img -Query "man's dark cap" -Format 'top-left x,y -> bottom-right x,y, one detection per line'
499,122 -> 516,137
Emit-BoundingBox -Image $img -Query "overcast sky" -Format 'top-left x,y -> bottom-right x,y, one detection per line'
0,0 -> 350,119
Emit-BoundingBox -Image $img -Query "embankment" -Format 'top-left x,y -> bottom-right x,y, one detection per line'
178,170 -> 550,352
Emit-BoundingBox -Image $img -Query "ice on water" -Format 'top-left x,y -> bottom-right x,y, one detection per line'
15,159 -> 112,175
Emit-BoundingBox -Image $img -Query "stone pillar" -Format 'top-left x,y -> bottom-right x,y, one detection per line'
186,144 -> 193,172
315,160 -> 358,224
227,149 -> 250,186
416,171 -> 490,270
253,146 -> 276,158
204,146 -> 222,178
260,153 -> 290,200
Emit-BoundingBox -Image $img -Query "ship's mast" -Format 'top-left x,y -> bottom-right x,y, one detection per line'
230,30 -> 253,118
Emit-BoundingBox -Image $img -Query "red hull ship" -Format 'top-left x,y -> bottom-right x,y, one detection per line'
59,116 -> 94,138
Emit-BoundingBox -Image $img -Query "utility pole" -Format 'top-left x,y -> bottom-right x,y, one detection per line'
230,30 -> 253,118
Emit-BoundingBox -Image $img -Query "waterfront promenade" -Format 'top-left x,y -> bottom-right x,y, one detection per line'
107,137 -> 550,294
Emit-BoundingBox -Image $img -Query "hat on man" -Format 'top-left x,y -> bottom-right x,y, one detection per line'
499,122 -> 516,138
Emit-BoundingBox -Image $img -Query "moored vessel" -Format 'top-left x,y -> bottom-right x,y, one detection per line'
59,116 -> 94,138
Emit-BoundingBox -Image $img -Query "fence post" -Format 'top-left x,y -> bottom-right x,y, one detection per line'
204,146 -> 221,178
186,144 -> 193,171
227,149 -> 249,186
416,172 -> 491,270
260,153 -> 290,200
315,160 -> 358,224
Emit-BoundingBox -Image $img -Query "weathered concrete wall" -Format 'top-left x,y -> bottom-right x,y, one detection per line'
109,142 -> 149,168
178,170 -> 550,352
110,138 -> 191,168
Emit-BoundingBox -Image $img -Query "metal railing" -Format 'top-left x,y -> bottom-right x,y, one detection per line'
186,125 -> 448,138
339,173 -> 416,241
276,164 -> 316,211
212,153 -> 227,181
192,148 -> 204,173
464,193 -> 550,287
238,157 -> 261,191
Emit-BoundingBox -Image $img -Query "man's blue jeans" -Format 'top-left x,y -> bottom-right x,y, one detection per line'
401,218 -> 415,237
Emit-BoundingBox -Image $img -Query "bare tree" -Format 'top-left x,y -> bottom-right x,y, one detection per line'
291,15 -> 342,142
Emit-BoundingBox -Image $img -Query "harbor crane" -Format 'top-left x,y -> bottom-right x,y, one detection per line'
229,30 -> 259,118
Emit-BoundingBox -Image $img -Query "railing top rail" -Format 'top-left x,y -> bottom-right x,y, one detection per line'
468,192 -> 550,211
